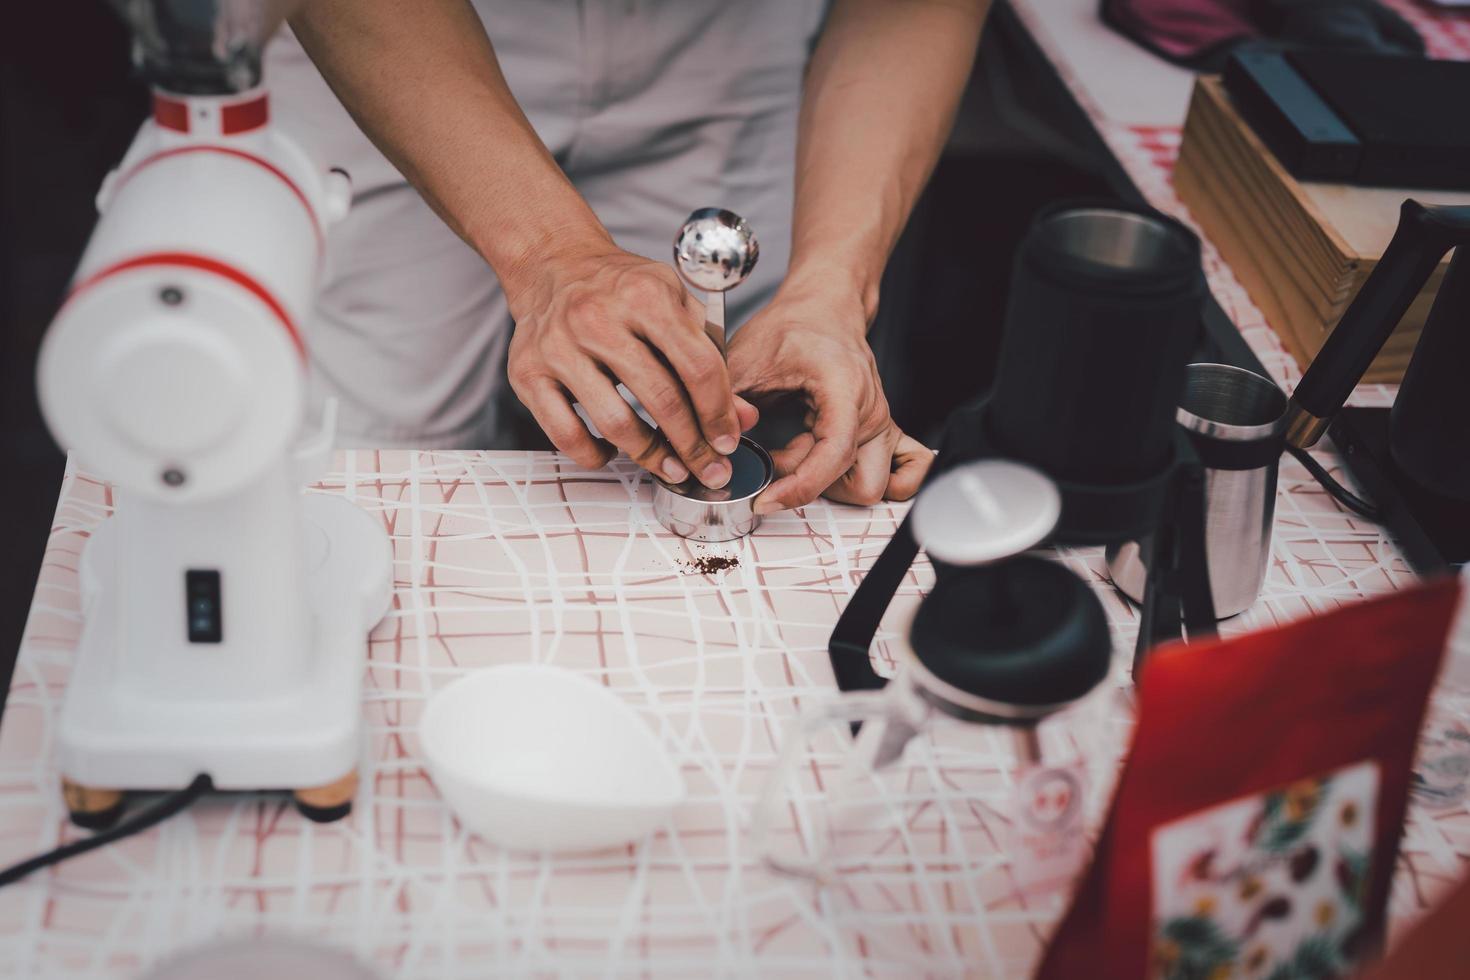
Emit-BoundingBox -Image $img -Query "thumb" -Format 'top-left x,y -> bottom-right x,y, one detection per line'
734,395 -> 760,433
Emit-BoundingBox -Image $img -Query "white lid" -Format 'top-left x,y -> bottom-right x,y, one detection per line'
910,459 -> 1061,565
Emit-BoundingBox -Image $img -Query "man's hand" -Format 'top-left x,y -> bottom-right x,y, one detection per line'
727,276 -> 931,514
505,243 -> 757,488
719,0 -> 984,511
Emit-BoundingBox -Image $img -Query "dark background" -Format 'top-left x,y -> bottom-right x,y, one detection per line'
1,6 -> 149,698
0,5 -> 1112,704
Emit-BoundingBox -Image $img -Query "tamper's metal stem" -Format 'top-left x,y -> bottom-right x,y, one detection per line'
704,291 -> 726,356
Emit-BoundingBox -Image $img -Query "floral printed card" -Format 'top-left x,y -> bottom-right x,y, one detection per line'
1149,760 -> 1380,979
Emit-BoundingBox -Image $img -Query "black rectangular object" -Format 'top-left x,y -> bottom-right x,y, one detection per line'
185,569 -> 223,644
1288,51 -> 1470,189
1223,49 -> 1470,190
1223,48 -> 1361,180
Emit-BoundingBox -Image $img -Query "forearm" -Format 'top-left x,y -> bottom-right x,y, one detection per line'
288,0 -> 608,302
787,0 -> 991,324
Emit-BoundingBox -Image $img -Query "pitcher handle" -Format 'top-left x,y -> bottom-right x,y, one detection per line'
749,689 -> 917,885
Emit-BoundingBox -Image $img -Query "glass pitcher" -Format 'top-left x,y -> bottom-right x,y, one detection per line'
750,462 -> 1114,891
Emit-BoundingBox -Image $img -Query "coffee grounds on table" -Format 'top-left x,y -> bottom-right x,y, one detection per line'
676,553 -> 739,575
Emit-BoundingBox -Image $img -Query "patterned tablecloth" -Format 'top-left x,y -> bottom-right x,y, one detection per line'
5,451 -> 1467,978
5,4 -> 1470,978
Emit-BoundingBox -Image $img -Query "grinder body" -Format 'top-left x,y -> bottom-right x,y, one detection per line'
35,87 -> 389,795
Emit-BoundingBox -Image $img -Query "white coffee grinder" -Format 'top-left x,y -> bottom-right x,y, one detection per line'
35,0 -> 391,827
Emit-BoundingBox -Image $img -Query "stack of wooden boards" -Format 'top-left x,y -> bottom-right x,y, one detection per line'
1174,77 -> 1470,383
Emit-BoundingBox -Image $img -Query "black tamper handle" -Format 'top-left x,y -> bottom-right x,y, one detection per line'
825,403 -> 986,694
1284,200 -> 1470,449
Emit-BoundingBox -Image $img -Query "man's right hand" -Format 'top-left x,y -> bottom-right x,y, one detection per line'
504,243 -> 751,488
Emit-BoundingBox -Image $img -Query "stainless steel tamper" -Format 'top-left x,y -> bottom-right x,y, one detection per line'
653,209 -> 773,542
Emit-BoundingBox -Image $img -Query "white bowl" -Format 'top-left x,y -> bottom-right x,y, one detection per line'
420,665 -> 685,853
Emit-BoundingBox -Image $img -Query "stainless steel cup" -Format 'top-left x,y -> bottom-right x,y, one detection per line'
652,437 -> 773,542
1107,363 -> 1287,619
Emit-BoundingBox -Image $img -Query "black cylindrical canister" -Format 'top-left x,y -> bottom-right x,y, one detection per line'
986,201 -> 1205,485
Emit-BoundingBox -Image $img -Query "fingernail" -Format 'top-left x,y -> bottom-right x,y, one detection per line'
753,496 -> 782,516
712,434 -> 739,455
661,459 -> 690,483
701,460 -> 731,489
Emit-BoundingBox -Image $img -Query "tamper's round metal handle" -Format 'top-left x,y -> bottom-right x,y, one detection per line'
673,208 -> 759,355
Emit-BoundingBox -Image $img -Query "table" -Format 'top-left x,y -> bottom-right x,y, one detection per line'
6,5 -> 1470,977
5,449 -> 1467,978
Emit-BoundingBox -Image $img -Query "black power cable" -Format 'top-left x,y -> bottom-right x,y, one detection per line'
0,775 -> 211,888
1286,444 -> 1383,521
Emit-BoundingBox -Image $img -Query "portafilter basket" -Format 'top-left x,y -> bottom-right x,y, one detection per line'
652,436 -> 772,542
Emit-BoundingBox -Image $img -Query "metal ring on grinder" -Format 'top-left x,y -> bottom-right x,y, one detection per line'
652,437 -> 773,542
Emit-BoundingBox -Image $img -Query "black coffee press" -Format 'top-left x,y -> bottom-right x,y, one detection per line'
988,202 -> 1203,490
829,200 -> 1216,696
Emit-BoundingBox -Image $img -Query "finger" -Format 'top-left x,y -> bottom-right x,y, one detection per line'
734,395 -> 760,433
885,432 -> 934,502
753,389 -> 861,515
648,312 -> 742,455
521,378 -> 615,471
617,344 -> 732,489
767,430 -> 815,477
567,366 -> 691,484
822,432 -> 894,507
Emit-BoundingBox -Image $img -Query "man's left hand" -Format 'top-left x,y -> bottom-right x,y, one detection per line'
726,277 -> 932,514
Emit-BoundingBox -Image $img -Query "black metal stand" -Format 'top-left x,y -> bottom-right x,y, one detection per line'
1129,457 -> 1218,680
